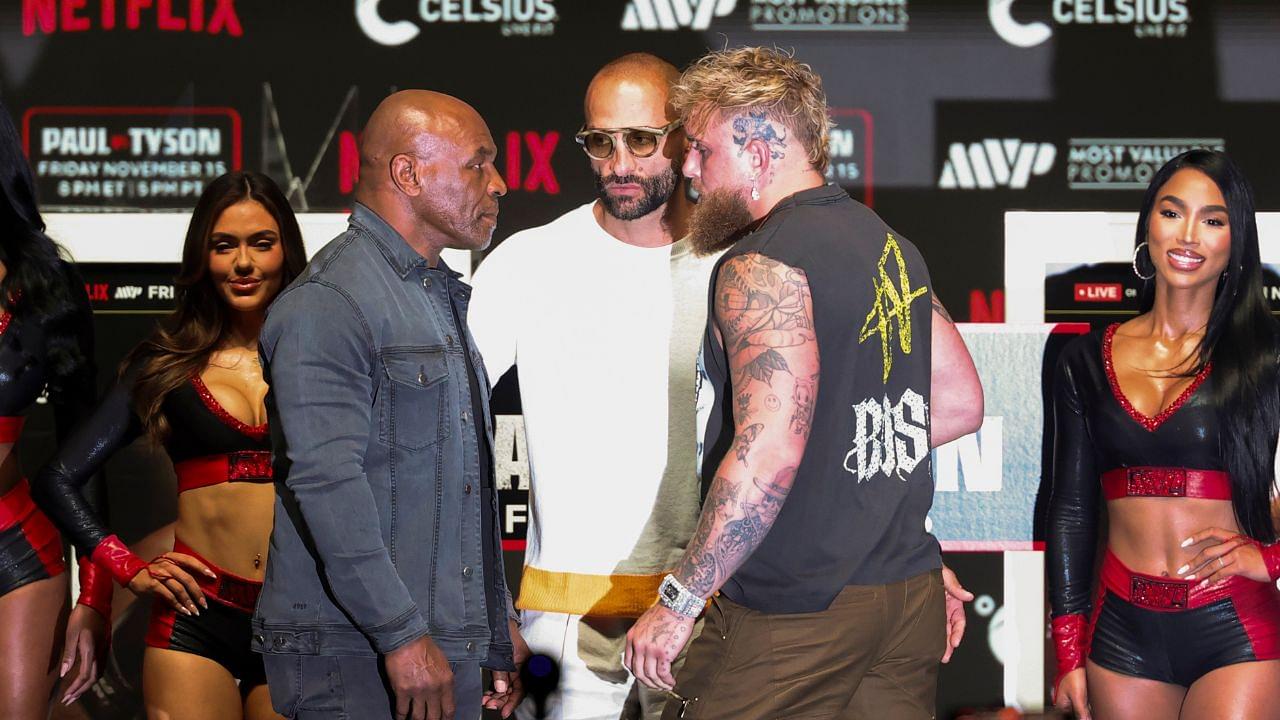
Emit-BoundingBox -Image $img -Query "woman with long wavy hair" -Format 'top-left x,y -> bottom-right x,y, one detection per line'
1049,149 -> 1280,720
0,99 -> 108,718
32,170 -> 306,720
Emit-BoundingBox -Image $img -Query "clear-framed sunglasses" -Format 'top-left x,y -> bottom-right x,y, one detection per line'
574,119 -> 683,159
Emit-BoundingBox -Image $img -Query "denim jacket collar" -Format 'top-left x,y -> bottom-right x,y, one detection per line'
350,203 -> 464,281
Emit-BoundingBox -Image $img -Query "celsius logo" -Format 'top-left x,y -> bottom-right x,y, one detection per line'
990,0 -> 1190,47
938,140 -> 1056,190
356,0 -> 556,45
621,0 -> 735,30
988,0 -> 1050,47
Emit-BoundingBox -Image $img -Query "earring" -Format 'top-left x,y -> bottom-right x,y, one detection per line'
750,184 -> 760,201
1131,242 -> 1155,280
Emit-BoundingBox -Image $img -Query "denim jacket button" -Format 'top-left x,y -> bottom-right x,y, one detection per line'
422,277 -> 431,289
462,566 -> 473,578
446,335 -> 454,346
464,484 -> 472,495
465,641 -> 476,652
418,370 -> 427,385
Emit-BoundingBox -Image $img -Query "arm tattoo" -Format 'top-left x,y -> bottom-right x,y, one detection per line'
735,392 -> 752,424
790,373 -> 817,438
716,255 -> 814,390
932,295 -> 953,324
732,423 -> 764,465
732,111 -> 787,160
672,254 -> 817,598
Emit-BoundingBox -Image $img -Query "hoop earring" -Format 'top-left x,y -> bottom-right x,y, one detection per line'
1132,242 -> 1155,281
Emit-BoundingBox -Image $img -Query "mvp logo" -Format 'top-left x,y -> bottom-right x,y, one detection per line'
621,0 -> 735,30
939,140 -> 1056,190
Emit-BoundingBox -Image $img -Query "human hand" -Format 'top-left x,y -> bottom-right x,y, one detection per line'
59,603 -> 110,705
483,619 -> 529,717
941,564 -> 973,663
1054,667 -> 1090,720
385,634 -> 455,720
623,604 -> 696,692
1178,528 -> 1270,586
127,552 -> 215,615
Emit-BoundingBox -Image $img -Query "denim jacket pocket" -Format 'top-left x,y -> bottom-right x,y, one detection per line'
378,349 -> 451,452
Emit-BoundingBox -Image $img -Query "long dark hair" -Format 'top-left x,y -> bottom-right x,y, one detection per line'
0,98 -> 85,378
1135,149 -> 1279,542
126,171 -> 306,439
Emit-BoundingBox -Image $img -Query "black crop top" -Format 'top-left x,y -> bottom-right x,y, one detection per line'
1048,325 -> 1222,619
33,360 -> 269,558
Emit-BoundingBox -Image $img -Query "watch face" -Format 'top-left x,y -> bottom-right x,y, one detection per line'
662,584 -> 678,601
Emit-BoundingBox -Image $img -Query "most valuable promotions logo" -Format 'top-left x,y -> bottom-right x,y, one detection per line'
621,0 -> 735,30
750,0 -> 907,32
1067,138 -> 1224,190
357,0 -> 556,43
989,0 -> 1190,47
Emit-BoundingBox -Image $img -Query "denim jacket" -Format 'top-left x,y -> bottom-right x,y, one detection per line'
252,203 -> 514,671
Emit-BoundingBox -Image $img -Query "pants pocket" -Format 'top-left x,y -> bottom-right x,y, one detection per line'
262,655 -> 303,718
263,655 -> 347,718
298,656 -> 346,712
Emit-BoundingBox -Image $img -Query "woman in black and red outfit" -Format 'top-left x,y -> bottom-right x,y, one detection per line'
31,171 -> 305,720
1050,149 -> 1280,720
0,100 -> 109,717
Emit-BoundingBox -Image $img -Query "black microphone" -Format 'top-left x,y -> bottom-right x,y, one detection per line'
519,653 -> 560,719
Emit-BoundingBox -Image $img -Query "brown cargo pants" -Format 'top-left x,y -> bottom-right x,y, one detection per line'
661,569 -> 945,720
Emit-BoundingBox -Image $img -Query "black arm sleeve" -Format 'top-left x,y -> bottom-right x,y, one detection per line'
1047,347 -> 1101,618
32,363 -> 143,557
46,268 -> 110,553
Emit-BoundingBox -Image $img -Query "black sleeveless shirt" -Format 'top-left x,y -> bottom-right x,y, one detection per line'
697,184 -> 941,613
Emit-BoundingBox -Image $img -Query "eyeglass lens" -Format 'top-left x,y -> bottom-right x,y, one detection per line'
583,129 -> 662,159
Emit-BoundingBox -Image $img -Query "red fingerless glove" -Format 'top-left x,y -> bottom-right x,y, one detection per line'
1051,614 -> 1088,696
90,535 -> 147,587
1260,542 -> 1280,582
75,556 -> 113,619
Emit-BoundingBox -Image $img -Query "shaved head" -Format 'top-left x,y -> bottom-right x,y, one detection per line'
354,89 -> 505,259
358,90 -> 485,196
584,53 -> 680,125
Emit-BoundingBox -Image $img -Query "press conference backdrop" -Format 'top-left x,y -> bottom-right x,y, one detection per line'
5,1 -> 1279,718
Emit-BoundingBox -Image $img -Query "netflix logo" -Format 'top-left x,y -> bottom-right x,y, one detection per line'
1074,283 -> 1123,302
22,0 -> 243,36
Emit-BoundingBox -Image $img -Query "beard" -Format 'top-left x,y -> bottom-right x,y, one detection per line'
594,164 -> 678,221
688,187 -> 754,257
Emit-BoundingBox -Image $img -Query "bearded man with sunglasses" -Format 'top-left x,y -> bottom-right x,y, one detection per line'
468,53 -> 719,720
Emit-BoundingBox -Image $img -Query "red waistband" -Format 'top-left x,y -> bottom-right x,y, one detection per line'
1101,467 -> 1232,501
0,478 -> 37,531
1100,549 -> 1272,612
173,451 -> 272,494
0,416 -> 25,444
172,537 -> 262,613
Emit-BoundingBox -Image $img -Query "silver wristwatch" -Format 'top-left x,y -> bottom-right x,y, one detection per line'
658,574 -> 704,618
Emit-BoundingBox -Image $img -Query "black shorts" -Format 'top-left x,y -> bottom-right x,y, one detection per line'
0,479 -> 66,596
1089,550 -> 1280,687
144,539 -> 265,686
146,595 -> 266,686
